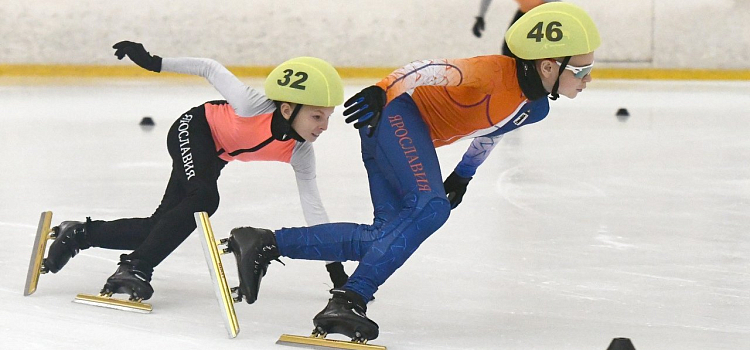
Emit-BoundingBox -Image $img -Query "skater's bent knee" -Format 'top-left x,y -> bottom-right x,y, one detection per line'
186,181 -> 220,214
409,195 -> 451,228
426,196 -> 451,226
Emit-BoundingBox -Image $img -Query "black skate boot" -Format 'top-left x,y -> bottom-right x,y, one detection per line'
313,288 -> 379,342
226,226 -> 282,304
43,219 -> 92,273
326,262 -> 349,288
101,255 -> 154,301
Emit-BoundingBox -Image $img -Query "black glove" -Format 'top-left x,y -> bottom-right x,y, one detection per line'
472,17 -> 485,38
112,41 -> 162,73
344,85 -> 387,137
443,171 -> 472,209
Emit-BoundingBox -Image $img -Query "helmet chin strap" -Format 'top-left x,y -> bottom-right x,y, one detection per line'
272,103 -> 305,142
549,56 -> 571,101
285,104 -> 305,141
287,103 -> 303,125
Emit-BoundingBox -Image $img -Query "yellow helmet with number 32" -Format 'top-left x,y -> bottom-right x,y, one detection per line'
264,57 -> 344,107
505,2 -> 601,60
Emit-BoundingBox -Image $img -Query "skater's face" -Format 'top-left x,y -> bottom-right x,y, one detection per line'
537,52 -> 595,99
280,103 -> 333,142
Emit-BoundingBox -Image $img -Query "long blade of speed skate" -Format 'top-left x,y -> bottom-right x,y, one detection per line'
195,211 -> 240,338
24,211 -> 53,296
277,334 -> 387,350
73,293 -> 152,313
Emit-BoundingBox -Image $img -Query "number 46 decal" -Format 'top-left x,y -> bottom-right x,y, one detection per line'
277,69 -> 308,90
527,21 -> 563,42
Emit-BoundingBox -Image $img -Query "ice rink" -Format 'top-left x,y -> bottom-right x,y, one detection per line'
1,78 -> 749,350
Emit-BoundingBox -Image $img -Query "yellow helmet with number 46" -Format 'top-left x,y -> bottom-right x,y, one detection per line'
505,2 -> 601,60
264,56 -> 344,107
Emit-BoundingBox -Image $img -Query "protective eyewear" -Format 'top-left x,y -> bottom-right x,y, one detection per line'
555,60 -> 594,79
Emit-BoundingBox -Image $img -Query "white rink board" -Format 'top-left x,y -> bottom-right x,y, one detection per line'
1,0 -> 750,68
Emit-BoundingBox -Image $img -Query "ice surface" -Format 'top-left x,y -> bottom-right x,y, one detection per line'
1,78 -> 748,350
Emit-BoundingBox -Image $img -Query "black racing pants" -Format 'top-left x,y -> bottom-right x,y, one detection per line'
86,105 -> 226,268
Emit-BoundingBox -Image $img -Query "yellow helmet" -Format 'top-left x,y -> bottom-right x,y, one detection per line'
264,57 -> 344,107
505,2 -> 601,60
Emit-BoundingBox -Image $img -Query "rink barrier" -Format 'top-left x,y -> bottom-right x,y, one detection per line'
1,64 -> 750,81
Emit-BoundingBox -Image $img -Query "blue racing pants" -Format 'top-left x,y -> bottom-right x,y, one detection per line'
275,94 -> 451,301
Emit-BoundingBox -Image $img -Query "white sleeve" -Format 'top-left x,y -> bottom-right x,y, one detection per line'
161,57 -> 275,117
289,142 -> 329,226
478,0 -> 492,17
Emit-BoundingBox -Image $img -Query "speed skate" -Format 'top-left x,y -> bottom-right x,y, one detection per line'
73,292 -> 152,313
24,211 -> 54,296
195,211 -> 241,338
25,210 -> 152,313
277,332 -> 387,350
195,211 -> 386,349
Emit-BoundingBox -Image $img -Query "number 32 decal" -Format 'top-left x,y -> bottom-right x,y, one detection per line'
527,21 -> 563,42
277,69 -> 308,90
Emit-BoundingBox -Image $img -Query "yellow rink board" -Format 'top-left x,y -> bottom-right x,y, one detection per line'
3,64 -> 750,81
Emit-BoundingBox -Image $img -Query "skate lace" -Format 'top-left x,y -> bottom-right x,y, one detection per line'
330,290 -> 368,314
132,270 -> 148,282
350,306 -> 367,318
115,260 -> 153,282
64,224 -> 88,256
253,257 -> 285,267
62,232 -> 82,256
262,244 -> 284,266
339,299 -> 369,317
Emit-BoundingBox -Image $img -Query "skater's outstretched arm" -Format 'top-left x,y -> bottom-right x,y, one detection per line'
444,134 -> 502,209
478,0 -> 492,18
374,56 -> 505,103
472,0 -> 492,37
345,56 -> 511,137
113,40 -> 273,117
454,135 -> 503,179
289,142 -> 329,226
161,57 -> 274,117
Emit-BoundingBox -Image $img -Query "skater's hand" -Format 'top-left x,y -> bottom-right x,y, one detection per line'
472,17 -> 485,38
113,41 -> 162,73
344,85 -> 386,137
443,171 -> 472,209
